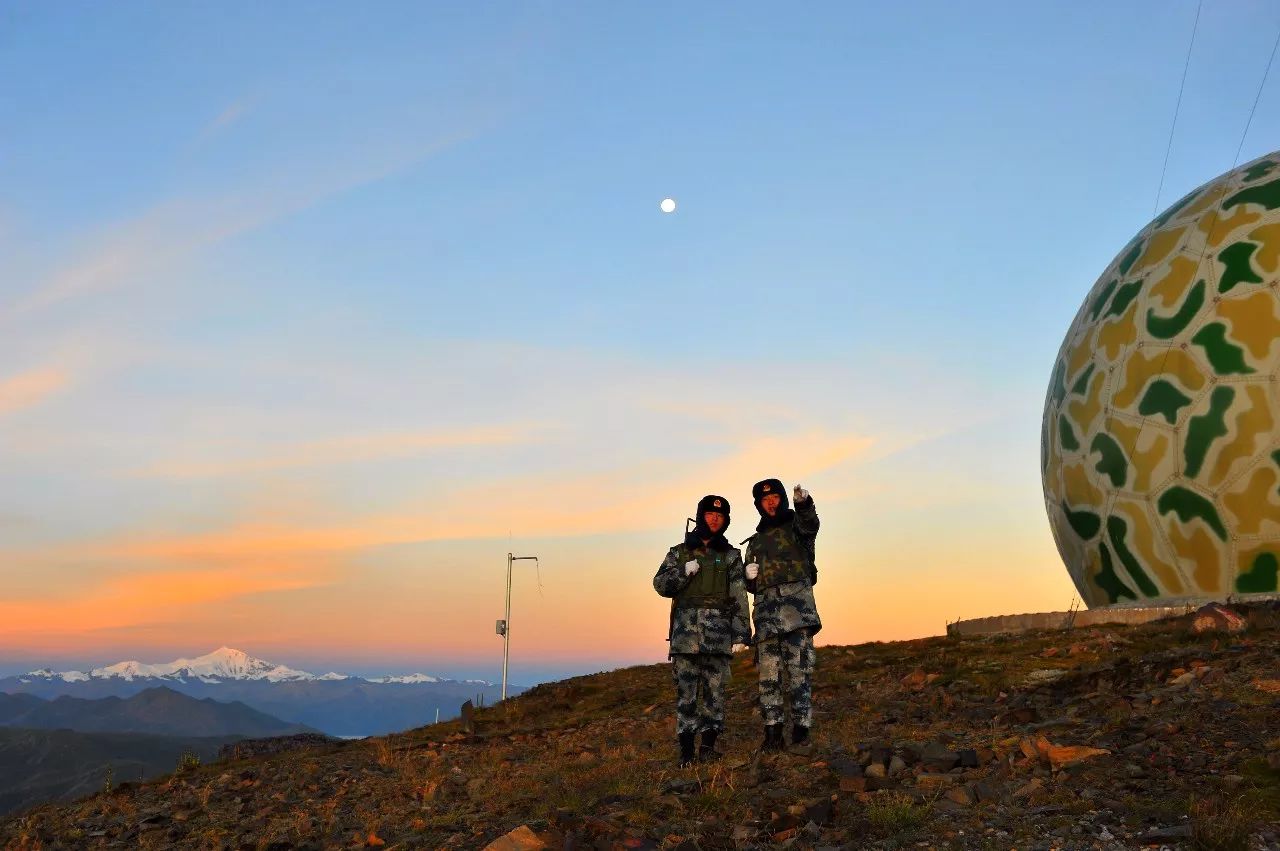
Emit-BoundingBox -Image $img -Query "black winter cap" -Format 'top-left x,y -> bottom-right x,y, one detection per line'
696,494 -> 730,529
752,478 -> 789,514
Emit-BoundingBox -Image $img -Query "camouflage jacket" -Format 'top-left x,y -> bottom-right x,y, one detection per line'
743,498 -> 822,640
653,542 -> 752,656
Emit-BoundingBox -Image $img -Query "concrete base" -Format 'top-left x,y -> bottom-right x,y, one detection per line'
947,593 -> 1280,637
946,606 -> 1194,637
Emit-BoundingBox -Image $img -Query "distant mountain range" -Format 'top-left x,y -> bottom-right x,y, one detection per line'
12,646 -> 494,686
0,648 -> 517,738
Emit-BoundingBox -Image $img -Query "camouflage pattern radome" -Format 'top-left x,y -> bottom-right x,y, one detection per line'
653,545 -> 751,656
670,653 -> 731,735
1043,150 -> 1280,607
744,500 -> 822,640
757,629 -> 815,727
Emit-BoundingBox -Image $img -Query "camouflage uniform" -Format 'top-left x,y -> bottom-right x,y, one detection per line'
653,540 -> 751,735
745,492 -> 821,729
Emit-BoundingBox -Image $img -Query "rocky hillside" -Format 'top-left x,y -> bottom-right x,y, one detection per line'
3,603 -> 1280,849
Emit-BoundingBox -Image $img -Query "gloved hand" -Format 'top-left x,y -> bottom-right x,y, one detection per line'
731,643 -> 748,654
745,563 -> 759,580
684,560 -> 700,576
794,484 -> 810,503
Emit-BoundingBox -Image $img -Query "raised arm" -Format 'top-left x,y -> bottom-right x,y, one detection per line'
794,493 -> 820,542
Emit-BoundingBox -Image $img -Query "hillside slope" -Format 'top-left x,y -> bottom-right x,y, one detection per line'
3,605 -> 1280,849
0,728 -> 243,820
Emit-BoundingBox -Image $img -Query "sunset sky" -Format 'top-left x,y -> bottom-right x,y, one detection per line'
3,2 -> 1279,684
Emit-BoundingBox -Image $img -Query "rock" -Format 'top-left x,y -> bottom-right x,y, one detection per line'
1190,603 -> 1247,635
1023,669 -> 1067,686
484,825 -> 549,851
932,798 -> 968,814
1012,779 -> 1044,800
1170,672 -> 1198,687
805,798 -> 835,825
920,743 -> 959,772
972,781 -> 1001,803
460,700 -> 476,735
864,763 -> 886,779
1047,745 -> 1110,770
957,748 -> 979,768
828,758 -> 862,778
661,779 -> 699,795
887,756 -> 906,777
839,776 -> 866,793
1140,825 -> 1193,841
998,706 -> 1040,726
944,785 -> 974,806
900,669 -> 939,691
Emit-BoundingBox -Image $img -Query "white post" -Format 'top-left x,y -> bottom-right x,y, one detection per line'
501,553 -> 538,702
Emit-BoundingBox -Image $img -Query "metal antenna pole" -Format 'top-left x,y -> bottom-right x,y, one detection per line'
500,553 -> 538,701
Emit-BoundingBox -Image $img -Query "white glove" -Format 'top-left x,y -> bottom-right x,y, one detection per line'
794,484 -> 810,503
745,563 -> 759,580
684,560 -> 700,576
731,643 -> 748,653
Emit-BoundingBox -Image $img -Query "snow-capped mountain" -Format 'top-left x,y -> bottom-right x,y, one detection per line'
16,647 -> 490,686
366,673 -> 440,684
87,647 -> 314,683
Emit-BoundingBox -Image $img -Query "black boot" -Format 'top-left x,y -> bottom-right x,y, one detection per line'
761,723 -> 785,751
698,729 -> 722,762
791,724 -> 810,747
678,731 -> 696,767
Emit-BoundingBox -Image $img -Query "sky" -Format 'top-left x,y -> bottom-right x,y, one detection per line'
2,1 -> 1279,684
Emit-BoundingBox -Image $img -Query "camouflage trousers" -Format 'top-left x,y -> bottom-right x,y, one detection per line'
757,628 -> 815,727
671,653 -> 731,735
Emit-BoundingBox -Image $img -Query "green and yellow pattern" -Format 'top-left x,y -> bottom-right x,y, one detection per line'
1043,150 -> 1280,607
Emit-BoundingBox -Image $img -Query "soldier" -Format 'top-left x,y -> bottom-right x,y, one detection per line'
653,494 -> 752,767
743,479 -> 821,752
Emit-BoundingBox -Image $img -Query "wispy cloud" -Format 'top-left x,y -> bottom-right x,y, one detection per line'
195,96 -> 256,144
1,122 -> 486,325
0,366 -> 69,416
133,424 -> 543,478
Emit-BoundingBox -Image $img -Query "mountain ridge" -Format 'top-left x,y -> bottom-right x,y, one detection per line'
0,686 -> 320,738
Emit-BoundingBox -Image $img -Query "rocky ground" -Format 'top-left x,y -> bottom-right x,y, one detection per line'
2,603 -> 1280,850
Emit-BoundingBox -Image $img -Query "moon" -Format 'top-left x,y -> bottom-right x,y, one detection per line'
660,198 -> 676,213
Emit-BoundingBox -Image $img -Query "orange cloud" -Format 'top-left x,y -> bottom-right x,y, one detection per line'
0,561 -> 333,645
0,367 -> 68,416
62,426 -> 875,560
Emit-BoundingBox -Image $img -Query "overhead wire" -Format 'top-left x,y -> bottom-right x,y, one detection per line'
1154,0 -> 1202,216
